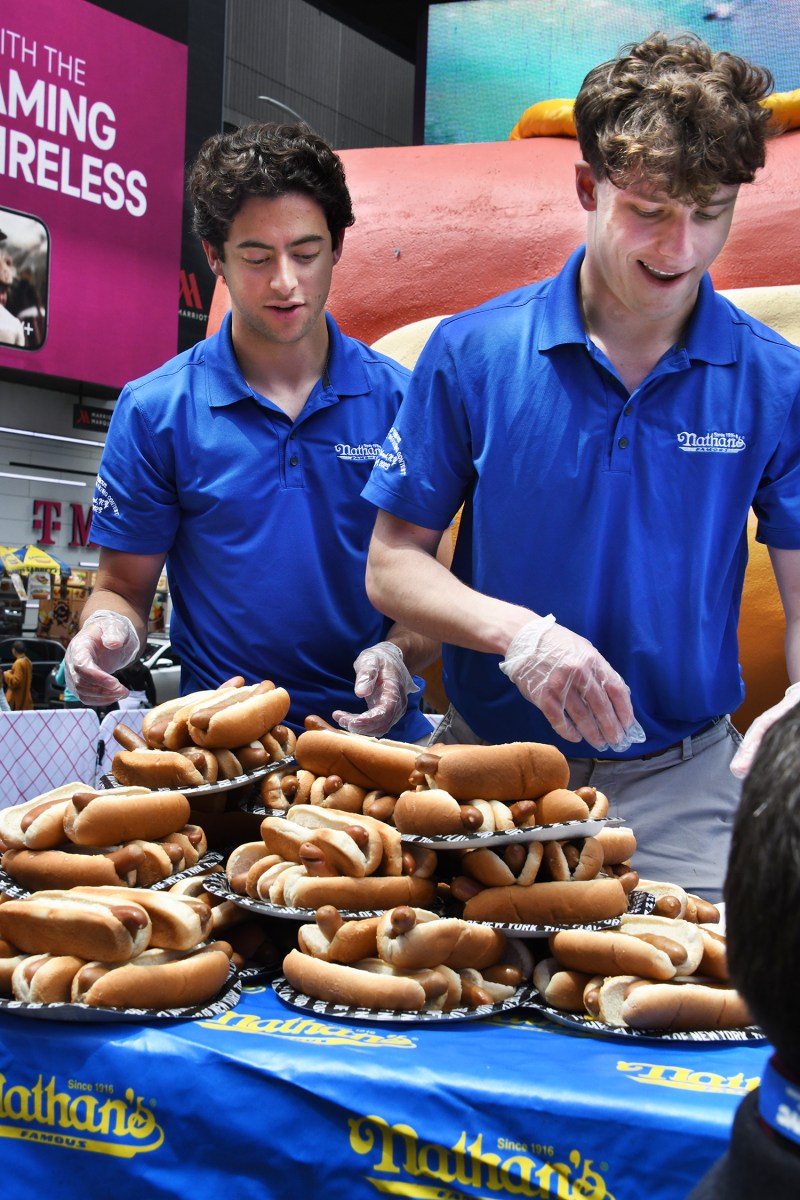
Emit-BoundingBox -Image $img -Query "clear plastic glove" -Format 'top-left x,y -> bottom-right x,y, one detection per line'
333,641 -> 420,738
64,609 -> 141,706
730,681 -> 800,779
499,614 -> 646,753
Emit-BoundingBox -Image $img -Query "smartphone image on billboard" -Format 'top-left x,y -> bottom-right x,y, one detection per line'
0,206 -> 50,351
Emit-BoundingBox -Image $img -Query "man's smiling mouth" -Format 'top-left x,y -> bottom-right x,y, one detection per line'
640,261 -> 684,281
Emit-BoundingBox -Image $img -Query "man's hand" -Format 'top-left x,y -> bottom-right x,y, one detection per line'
333,641 -> 420,738
499,614 -> 645,753
64,610 -> 141,706
730,682 -> 800,778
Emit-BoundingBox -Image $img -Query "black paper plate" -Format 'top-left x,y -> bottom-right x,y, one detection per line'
398,817 -> 613,849
520,987 -> 767,1043
272,975 -> 535,1023
0,961 -> 241,1023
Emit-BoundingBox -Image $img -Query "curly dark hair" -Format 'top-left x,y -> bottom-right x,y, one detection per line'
573,32 -> 774,206
725,703 -> 800,1066
187,122 -> 355,254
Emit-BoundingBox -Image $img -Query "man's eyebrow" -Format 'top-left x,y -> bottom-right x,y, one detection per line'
234,234 -> 326,250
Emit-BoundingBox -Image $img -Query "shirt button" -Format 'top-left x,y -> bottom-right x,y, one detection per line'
289,455 -> 299,467
624,404 -> 633,417
618,437 -> 629,449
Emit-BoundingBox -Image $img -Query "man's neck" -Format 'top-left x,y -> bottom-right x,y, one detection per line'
233,318 -> 330,422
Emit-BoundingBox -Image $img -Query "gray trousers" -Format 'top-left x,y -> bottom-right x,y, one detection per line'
430,706 -> 743,904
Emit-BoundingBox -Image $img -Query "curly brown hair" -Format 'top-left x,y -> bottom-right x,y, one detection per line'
573,33 -> 774,206
188,122 -> 355,254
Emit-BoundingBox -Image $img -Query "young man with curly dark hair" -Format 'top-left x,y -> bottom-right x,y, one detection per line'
363,34 -> 800,901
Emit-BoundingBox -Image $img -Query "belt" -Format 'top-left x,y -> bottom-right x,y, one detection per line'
636,716 -> 724,761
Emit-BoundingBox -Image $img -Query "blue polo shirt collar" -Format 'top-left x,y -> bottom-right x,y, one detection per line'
202,310 -> 372,409
539,244 -> 737,367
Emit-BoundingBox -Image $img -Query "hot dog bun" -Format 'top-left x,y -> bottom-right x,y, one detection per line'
0,892 -> 152,962
1,844 -> 145,891
462,877 -> 628,925
279,872 -> 437,912
294,729 -> 418,795
63,789 -> 191,846
71,943 -> 232,1009
111,749 -> 206,790
409,742 -> 570,801
297,907 -> 381,963
282,947 -> 431,1010
186,684 -> 291,749
621,982 -> 755,1031
532,956 -> 594,1013
11,953 -> 86,1003
549,925 -> 689,981
376,906 -> 507,971
65,886 -> 213,950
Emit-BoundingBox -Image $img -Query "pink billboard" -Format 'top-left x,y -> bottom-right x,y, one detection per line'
0,0 -> 188,387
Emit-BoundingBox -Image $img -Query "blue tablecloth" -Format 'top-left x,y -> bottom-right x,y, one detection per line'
0,979 -> 769,1199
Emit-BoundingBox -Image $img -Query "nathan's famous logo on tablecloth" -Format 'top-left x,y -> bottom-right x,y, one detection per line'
348,1115 -> 617,1200
0,1071 -> 164,1158
618,1061 -> 760,1096
199,1006 -> 415,1049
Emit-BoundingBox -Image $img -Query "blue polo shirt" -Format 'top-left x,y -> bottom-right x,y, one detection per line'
90,311 -> 430,739
363,246 -> 800,754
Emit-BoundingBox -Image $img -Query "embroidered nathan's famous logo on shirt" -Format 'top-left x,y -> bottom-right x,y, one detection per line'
334,442 -> 383,463
677,431 -> 746,454
374,427 -> 407,475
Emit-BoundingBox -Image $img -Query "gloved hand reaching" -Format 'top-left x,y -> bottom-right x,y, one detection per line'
64,609 -> 141,706
730,681 -> 800,779
333,641 -> 420,738
499,614 -> 646,753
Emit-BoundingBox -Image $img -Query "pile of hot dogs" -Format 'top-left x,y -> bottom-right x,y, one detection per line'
533,883 -> 752,1032
111,678 -> 295,794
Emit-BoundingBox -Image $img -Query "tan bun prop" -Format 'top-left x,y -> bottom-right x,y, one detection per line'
376,906 -> 507,972
63,789 -> 191,847
11,953 -> 86,1003
409,741 -> 570,801
0,893 -> 152,963
294,728 -> 418,795
621,982 -> 755,1032
71,943 -> 232,1009
462,877 -> 628,925
186,683 -> 291,749
66,886 -> 213,950
1,844 -> 145,891
282,947 -> 431,1010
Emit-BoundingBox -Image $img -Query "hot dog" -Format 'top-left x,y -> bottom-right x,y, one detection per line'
460,843 -> 545,888
260,821 -> 375,879
375,906 -> 507,972
63,788 -> 191,846
0,892 -> 152,962
0,785 -> 146,852
409,742 -> 570,801
112,749 -> 207,790
65,886 -> 213,950
532,956 -> 594,1013
618,914 -> 705,976
284,806 -> 402,876
620,981 -> 755,1032
297,907 -> 381,963
542,837 -> 604,882
0,937 -> 25,997
294,728 -> 418,795
1,844 -> 146,891
462,876 -> 629,925
282,947 -> 439,1011
11,953 -> 86,1003
70,943 -> 232,1009
279,871 -> 438,912
533,789 -> 591,824
549,922 -> 699,982
141,689 -> 229,749
187,683 -> 291,749
392,789 -> 523,836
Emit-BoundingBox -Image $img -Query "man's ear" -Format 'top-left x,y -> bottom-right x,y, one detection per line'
332,228 -> 345,267
202,239 -> 226,281
575,162 -> 599,213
